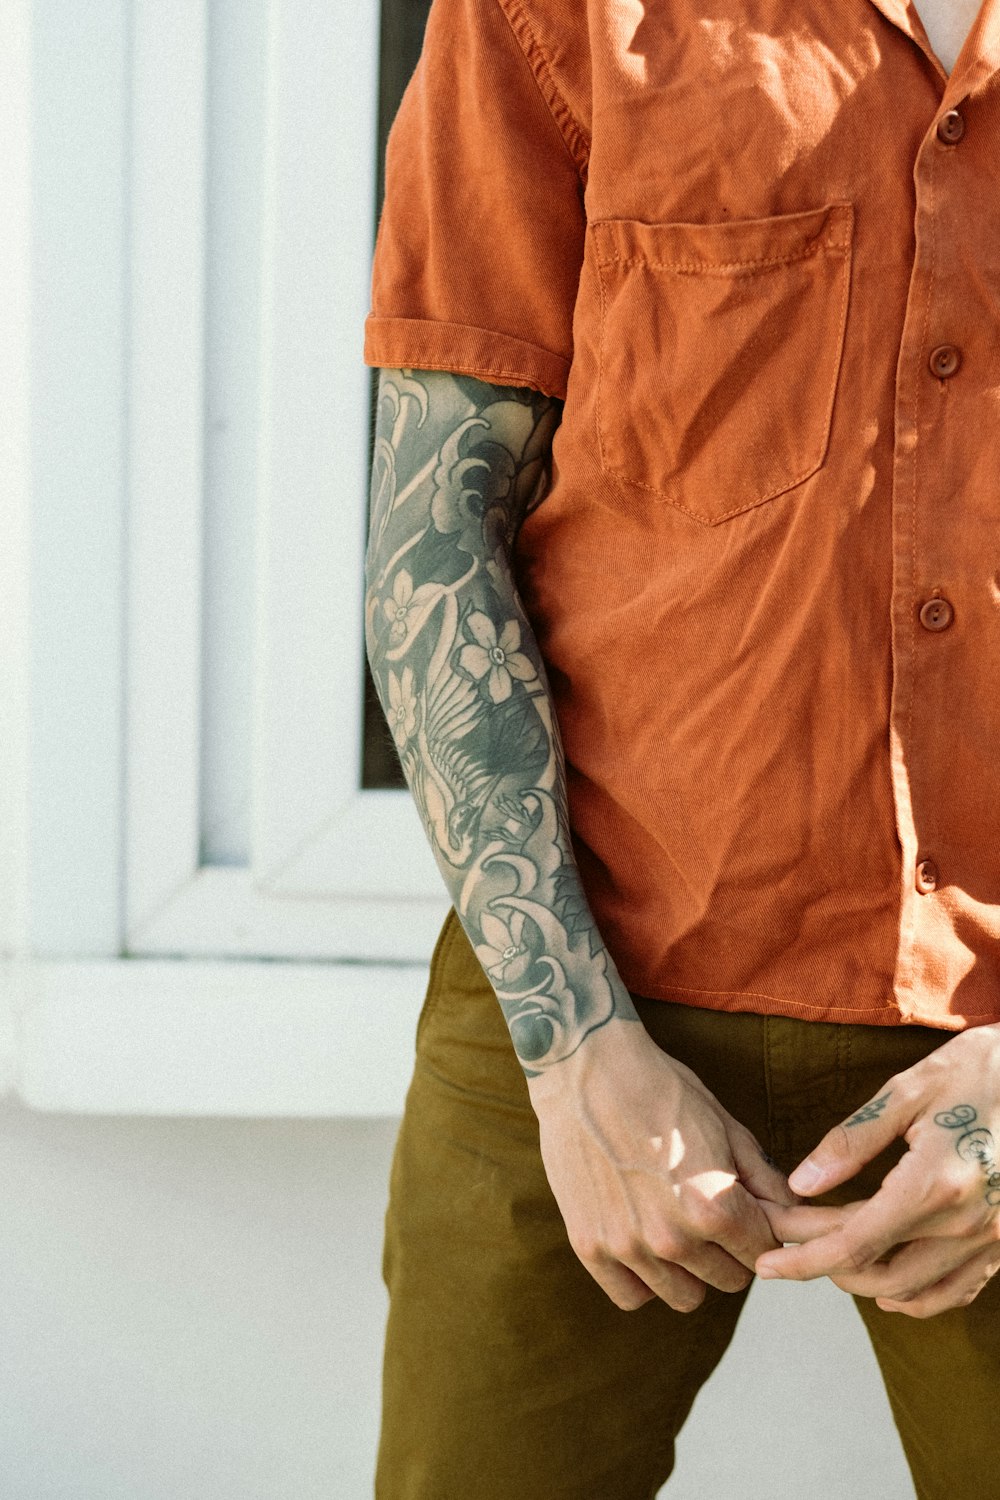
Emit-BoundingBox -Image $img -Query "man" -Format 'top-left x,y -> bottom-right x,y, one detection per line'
363,0 -> 1000,1494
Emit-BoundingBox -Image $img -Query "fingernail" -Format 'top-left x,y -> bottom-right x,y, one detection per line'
756,1265 -> 781,1280
788,1159 -> 824,1194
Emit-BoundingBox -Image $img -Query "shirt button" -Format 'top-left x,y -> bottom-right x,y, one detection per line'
928,344 -> 962,378
919,596 -> 955,631
936,109 -> 965,144
916,859 -> 939,894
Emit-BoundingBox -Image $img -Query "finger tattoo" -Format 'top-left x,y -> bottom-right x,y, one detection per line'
845,1091 -> 892,1128
934,1104 -> 1000,1208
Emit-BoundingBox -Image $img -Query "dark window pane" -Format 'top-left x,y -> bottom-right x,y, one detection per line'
361,0 -> 433,790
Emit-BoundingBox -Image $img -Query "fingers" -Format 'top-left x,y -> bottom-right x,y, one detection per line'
682,1172 -> 785,1270
875,1243 -> 1000,1319
574,1198 -> 759,1313
580,1245 -> 705,1313
671,1240 -> 755,1295
728,1124 -> 799,1208
756,1171 -> 925,1282
761,1199 -> 866,1246
757,1122 -> 1000,1284
830,1234 -> 987,1302
786,1083 -> 907,1197
584,1258 -> 659,1312
632,1258 -> 708,1312
757,1202 -> 1000,1307
755,1215 -> 911,1282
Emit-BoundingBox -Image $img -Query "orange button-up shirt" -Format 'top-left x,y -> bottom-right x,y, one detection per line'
364,0 -> 1000,1030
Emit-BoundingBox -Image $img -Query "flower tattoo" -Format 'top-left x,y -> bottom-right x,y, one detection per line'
457,612 -> 535,704
477,908 -> 533,986
386,667 -> 418,748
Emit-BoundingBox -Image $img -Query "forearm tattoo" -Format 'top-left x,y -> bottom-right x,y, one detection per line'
365,369 -> 637,1076
934,1104 -> 1000,1208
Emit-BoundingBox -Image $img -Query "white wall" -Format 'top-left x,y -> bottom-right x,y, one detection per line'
0,1094 -> 915,1500
0,1102 -> 397,1500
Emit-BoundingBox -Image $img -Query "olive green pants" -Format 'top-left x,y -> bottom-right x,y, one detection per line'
376,910 -> 1000,1499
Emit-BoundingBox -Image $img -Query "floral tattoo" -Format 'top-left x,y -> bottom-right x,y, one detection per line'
365,370 -> 638,1074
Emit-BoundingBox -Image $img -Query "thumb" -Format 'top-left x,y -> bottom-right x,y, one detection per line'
789,1087 -> 901,1196
728,1126 -> 799,1207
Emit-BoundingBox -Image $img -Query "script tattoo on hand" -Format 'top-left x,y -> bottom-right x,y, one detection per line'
365,369 -> 638,1076
845,1091 -> 892,1127
934,1104 -> 1000,1208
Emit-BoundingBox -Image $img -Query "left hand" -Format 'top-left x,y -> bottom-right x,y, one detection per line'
755,1024 -> 1000,1318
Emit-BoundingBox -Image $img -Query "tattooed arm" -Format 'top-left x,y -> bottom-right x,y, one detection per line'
366,368 -> 795,1311
366,366 -> 628,1071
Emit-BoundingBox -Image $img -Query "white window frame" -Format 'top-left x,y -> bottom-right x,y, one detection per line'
0,0 -> 449,1117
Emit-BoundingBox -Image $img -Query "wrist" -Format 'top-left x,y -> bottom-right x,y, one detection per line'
524,1005 -> 659,1110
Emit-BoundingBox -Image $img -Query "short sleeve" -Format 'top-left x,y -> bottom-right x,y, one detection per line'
363,0 -> 587,399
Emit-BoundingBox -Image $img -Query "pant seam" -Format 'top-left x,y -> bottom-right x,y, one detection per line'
416,906 -> 463,1048
763,1013 -> 777,1158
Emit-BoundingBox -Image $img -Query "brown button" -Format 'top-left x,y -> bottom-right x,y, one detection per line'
936,109 -> 965,144
919,596 -> 954,631
916,859 -> 939,894
929,344 -> 961,378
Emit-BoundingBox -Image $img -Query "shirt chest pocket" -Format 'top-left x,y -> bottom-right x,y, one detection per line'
591,202 -> 853,525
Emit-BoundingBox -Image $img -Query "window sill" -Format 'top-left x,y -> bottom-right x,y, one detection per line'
0,957 -> 428,1117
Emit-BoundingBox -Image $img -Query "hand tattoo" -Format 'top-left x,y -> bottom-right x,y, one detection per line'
934,1104 -> 1000,1208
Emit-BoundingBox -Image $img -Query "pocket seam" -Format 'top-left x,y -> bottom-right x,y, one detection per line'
594,203 -> 854,524
594,235 -> 847,278
591,202 -> 852,269
415,906 -> 462,1048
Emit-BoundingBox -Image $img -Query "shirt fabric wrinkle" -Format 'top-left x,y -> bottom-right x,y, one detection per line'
496,0 -> 591,174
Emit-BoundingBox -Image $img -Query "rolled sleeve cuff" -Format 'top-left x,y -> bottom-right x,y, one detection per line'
363,314 -> 571,400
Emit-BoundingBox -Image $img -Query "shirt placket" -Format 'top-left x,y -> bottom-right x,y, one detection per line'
888,0 -> 1000,1017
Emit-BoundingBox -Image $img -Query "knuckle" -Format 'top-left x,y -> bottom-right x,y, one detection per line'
605,1237 -> 639,1265
569,1235 -> 602,1266
882,1071 -> 905,1100
734,1125 -> 769,1162
647,1231 -> 684,1263
933,1175 -> 968,1211
842,1242 -> 877,1274
687,1199 -> 729,1239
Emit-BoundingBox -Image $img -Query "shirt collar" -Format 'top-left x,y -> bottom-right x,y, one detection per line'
866,0 -> 1000,99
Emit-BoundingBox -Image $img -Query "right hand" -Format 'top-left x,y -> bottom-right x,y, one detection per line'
527,1018 -> 799,1312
